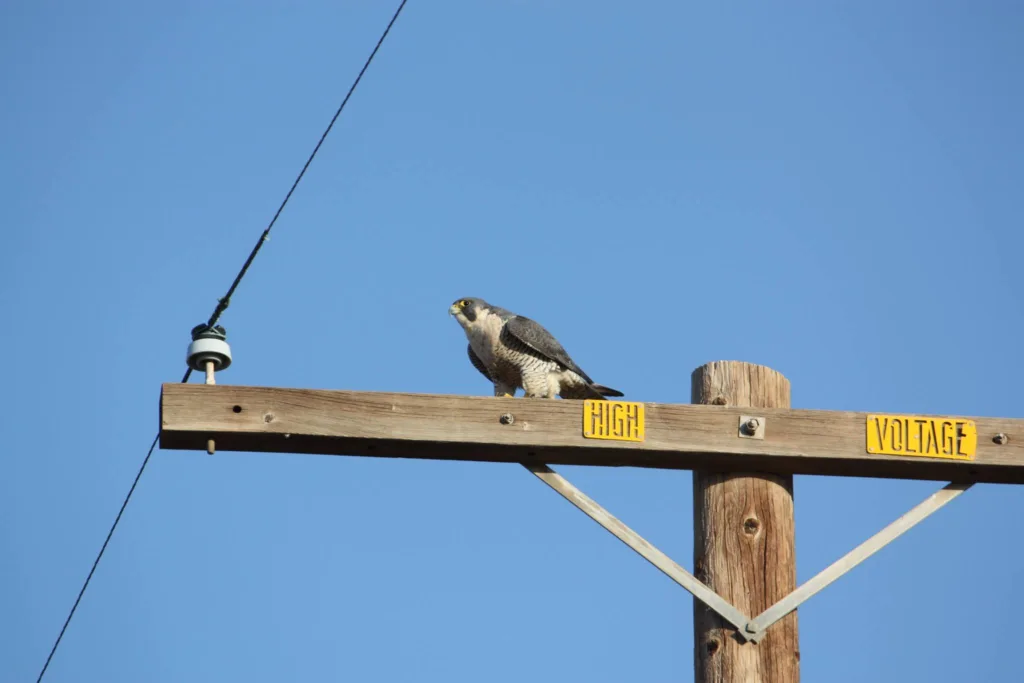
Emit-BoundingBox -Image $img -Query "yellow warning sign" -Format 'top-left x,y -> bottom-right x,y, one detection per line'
583,400 -> 645,442
866,414 -> 976,460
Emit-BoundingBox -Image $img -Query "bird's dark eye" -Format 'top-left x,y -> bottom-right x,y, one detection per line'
460,300 -> 469,307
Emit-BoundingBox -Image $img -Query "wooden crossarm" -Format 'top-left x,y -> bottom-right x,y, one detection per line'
158,383 -> 1024,484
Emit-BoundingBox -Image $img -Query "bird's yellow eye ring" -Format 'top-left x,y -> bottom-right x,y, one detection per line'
459,300 -> 469,307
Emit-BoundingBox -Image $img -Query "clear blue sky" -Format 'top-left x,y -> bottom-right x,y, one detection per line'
3,1 -> 1022,681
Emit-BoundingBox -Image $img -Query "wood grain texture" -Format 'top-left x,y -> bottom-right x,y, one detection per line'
158,383 -> 1024,483
692,361 -> 799,683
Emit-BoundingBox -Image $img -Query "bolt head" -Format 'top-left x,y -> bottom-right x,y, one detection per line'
500,413 -> 515,425
994,433 -> 1009,445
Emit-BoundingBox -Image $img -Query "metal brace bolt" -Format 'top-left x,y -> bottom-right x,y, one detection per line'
738,415 -> 766,440
500,413 -> 515,425
994,433 -> 1008,445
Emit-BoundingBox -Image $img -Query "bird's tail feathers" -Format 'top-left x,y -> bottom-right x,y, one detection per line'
588,384 -> 625,399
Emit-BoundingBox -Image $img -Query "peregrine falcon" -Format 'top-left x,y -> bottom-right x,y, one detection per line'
449,297 -> 624,400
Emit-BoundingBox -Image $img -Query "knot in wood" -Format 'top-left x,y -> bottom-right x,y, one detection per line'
711,396 -> 728,406
694,557 -> 708,583
263,412 -> 275,423
742,516 -> 761,536
705,638 -> 720,656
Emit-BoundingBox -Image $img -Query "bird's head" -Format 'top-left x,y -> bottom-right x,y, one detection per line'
449,297 -> 487,326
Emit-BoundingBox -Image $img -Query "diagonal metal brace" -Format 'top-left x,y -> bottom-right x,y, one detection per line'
523,462 -> 756,640
744,481 -> 972,638
523,461 -> 971,644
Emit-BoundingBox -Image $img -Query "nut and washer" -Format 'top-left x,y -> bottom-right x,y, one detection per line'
738,415 -> 766,440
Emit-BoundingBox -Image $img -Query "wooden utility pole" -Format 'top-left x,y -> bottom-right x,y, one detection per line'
159,365 -> 1024,682
692,361 -> 799,682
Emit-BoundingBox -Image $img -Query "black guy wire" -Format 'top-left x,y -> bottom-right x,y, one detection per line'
36,2 -> 409,680
34,435 -> 159,683
198,0 -> 411,335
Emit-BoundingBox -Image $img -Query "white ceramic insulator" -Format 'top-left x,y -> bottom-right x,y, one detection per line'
187,337 -> 232,372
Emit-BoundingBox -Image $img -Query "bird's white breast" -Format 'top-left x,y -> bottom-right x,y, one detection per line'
464,312 -> 505,368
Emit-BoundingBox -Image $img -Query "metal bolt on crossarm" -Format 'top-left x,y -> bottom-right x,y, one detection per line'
186,323 -> 232,454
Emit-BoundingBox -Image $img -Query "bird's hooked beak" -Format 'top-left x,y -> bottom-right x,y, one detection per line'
450,300 -> 471,318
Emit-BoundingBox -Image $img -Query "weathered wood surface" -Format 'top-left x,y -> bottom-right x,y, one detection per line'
158,383 -> 1024,483
692,361 -> 799,683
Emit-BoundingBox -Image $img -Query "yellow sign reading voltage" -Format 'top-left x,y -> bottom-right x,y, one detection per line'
583,400 -> 645,442
866,414 -> 977,461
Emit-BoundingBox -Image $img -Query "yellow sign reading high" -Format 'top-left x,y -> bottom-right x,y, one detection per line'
583,400 -> 645,442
